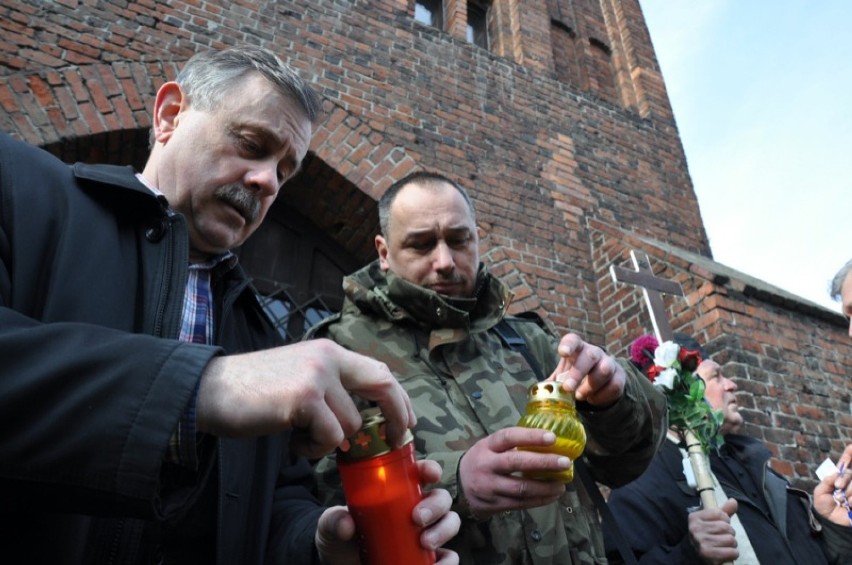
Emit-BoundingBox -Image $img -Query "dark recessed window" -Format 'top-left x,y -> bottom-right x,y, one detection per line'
415,0 -> 444,30
466,1 -> 489,49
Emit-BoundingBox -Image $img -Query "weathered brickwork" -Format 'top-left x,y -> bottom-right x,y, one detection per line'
1,0 -> 849,487
594,219 -> 851,488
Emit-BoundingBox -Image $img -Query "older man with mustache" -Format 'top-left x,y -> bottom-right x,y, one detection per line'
0,46 -> 459,564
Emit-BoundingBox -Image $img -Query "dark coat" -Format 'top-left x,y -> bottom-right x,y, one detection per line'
605,435 -> 850,564
0,132 -> 322,563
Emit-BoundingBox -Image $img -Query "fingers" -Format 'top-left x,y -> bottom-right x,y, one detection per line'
334,345 -> 416,447
814,447 -> 852,526
721,498 -> 738,517
414,488 -> 453,527
688,507 -> 739,563
317,506 -> 356,542
575,356 -> 624,405
813,468 -> 846,521
487,426 -> 558,451
481,428 -> 573,475
470,474 -> 565,512
197,340 -> 415,460
460,432 -> 568,516
688,507 -> 734,535
322,477 -> 460,563
415,458 -> 443,486
291,383 -> 362,459
315,506 -> 358,564
834,444 -> 852,489
435,548 -> 461,565
415,490 -> 461,551
553,333 -> 625,405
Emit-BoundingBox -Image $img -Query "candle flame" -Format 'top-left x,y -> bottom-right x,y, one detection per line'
377,465 -> 387,483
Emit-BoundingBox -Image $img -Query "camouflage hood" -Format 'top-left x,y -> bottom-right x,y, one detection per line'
341,260 -> 513,333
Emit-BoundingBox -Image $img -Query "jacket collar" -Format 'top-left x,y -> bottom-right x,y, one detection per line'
343,260 -> 513,333
72,162 -> 166,216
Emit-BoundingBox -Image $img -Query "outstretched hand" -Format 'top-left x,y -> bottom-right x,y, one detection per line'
813,444 -> 852,526
458,427 -> 569,519
549,333 -> 626,406
196,338 -> 416,458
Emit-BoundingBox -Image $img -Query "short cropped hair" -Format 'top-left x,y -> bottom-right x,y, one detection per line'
378,172 -> 476,236
177,45 -> 321,121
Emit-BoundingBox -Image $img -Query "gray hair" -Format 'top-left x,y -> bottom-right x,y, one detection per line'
830,258 -> 852,302
378,171 -> 476,236
150,46 -> 322,146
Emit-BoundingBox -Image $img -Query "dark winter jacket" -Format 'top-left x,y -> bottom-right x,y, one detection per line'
606,435 -> 852,564
0,132 -> 322,563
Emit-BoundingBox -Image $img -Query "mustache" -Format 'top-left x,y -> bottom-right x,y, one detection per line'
215,184 -> 261,224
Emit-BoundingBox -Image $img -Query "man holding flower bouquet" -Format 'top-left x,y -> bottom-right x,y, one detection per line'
604,333 -> 852,564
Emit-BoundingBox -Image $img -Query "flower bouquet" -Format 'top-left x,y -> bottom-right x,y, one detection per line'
630,335 -> 725,511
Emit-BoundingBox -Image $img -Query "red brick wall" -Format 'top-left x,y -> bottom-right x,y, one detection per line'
2,0 -> 849,487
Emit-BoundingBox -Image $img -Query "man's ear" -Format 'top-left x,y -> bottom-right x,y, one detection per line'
375,234 -> 390,271
151,82 -> 185,144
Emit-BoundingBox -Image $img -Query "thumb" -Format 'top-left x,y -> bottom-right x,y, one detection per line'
721,498 -> 738,517
317,505 -> 356,545
315,506 -> 360,565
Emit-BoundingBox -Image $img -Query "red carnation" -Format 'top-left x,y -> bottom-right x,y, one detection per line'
645,364 -> 661,383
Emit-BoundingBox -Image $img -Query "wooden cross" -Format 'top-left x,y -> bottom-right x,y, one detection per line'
609,250 -> 684,342
611,250 -> 728,544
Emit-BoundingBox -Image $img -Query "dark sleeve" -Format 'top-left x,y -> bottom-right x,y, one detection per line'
0,307 -> 221,519
605,453 -> 703,564
579,360 -> 668,487
266,452 -> 326,564
816,513 -> 852,565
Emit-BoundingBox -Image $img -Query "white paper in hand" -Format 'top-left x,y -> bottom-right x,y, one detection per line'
816,457 -> 838,481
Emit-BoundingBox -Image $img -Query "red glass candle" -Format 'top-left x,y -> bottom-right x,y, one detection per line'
337,408 -> 435,565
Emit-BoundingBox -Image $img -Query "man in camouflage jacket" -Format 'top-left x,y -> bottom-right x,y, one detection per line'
309,172 -> 667,564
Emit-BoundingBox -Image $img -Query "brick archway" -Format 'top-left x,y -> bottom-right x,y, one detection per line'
0,61 -> 177,155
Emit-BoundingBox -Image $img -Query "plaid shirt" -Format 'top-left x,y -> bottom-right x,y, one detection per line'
179,260 -> 220,344
169,254 -> 236,468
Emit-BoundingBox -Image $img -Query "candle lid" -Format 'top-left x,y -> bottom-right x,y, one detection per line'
527,381 -> 576,403
337,407 -> 414,462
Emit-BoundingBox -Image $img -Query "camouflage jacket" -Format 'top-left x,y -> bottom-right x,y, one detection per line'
309,261 -> 667,565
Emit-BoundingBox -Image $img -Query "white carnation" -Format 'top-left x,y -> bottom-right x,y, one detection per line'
654,341 -> 680,368
654,368 -> 677,390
